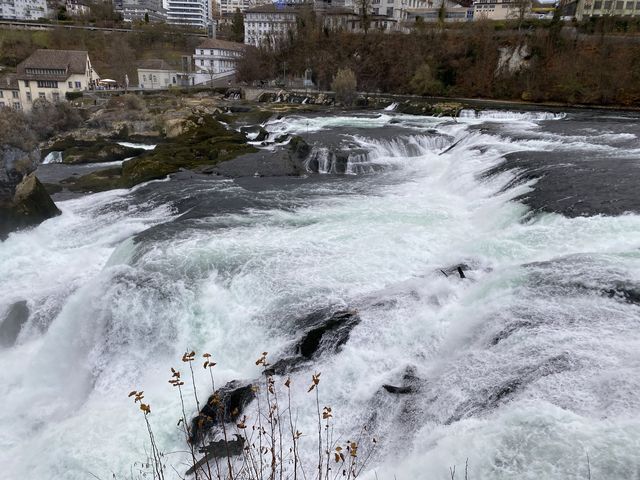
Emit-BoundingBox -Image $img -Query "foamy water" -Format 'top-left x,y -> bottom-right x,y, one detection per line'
1,110 -> 639,479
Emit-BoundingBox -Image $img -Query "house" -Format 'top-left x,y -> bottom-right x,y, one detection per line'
0,0 -> 48,20
0,74 -> 22,110
559,0 -> 640,20
137,59 -> 180,89
15,49 -> 100,111
472,0 -> 530,20
217,0 -> 251,15
194,38 -> 245,80
243,4 -> 299,47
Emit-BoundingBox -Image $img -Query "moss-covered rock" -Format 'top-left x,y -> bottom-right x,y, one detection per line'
44,136 -> 145,164
65,116 -> 257,193
0,174 -> 61,240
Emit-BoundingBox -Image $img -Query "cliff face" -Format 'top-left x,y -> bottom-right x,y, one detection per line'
0,145 -> 61,241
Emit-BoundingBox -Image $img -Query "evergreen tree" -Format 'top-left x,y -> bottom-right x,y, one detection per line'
231,8 -> 244,43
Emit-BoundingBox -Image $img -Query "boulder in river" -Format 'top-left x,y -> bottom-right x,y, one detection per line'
0,172 -> 61,240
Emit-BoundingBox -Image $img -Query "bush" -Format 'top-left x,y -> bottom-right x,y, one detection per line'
409,63 -> 444,96
28,99 -> 83,140
331,68 -> 357,106
0,107 -> 38,151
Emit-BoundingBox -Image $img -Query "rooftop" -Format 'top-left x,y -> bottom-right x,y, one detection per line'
18,50 -> 89,74
137,58 -> 177,71
196,38 -> 246,52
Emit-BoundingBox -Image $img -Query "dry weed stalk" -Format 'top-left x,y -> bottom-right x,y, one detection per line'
129,350 -> 376,480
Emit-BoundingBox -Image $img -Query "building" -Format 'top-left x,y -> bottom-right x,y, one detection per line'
120,0 -> 166,22
559,0 -> 640,20
243,4 -> 298,47
137,59 -> 179,89
164,0 -> 212,28
406,0 -> 473,21
370,0 -> 427,20
65,0 -> 90,16
0,74 -> 21,110
472,0 -> 530,20
217,0 -> 250,15
0,0 -> 48,20
194,38 -> 245,79
15,49 -> 100,111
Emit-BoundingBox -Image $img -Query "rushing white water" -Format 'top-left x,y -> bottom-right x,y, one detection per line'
117,142 -> 157,150
42,151 -> 63,164
1,109 -> 640,480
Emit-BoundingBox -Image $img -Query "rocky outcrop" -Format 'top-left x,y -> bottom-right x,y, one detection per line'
64,116 -> 257,193
44,137 -> 145,164
1,145 -> 60,240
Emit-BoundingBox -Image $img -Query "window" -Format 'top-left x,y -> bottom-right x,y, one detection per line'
24,80 -> 29,87
0,91 -> 3,98
616,0 -> 623,7
594,1 -> 602,7
26,92 -> 32,102
12,91 -> 18,99
604,0 -> 612,7
386,6 -> 393,15
39,92 -> 45,99
143,75 -> 147,82
37,80 -> 58,88
68,81 -> 73,88
13,102 -> 21,110
627,1 -> 634,7
0,101 -> 4,107
52,92 -> 60,102
75,81 -> 81,88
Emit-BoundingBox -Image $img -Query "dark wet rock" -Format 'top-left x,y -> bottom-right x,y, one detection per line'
266,309 -> 361,376
288,136 -> 311,160
439,264 -> 471,278
274,134 -> 289,143
382,366 -> 420,395
602,285 -> 640,305
484,151 -> 640,217
186,435 -> 245,476
190,381 -> 255,444
0,300 -> 29,347
207,149 -> 304,178
0,173 -> 61,240
239,125 -> 269,142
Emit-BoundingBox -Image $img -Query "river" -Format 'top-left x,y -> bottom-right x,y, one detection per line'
1,108 -> 639,479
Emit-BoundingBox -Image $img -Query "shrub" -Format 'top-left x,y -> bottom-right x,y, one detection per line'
331,68 -> 357,106
28,99 -> 83,140
0,107 -> 38,151
409,63 -> 444,96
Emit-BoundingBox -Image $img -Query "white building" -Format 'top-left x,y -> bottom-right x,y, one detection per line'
217,0 -> 250,15
371,0 -> 427,20
194,38 -> 245,79
406,0 -> 473,21
15,49 -> 100,111
473,0 -> 529,20
560,0 -> 640,20
164,0 -> 212,28
137,59 -> 179,89
243,4 -> 298,47
0,0 -> 48,20
0,74 -> 21,110
121,0 -> 166,22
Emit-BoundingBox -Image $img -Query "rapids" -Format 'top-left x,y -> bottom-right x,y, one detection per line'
1,108 -> 639,479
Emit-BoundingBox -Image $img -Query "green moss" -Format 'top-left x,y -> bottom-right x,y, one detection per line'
65,117 -> 257,192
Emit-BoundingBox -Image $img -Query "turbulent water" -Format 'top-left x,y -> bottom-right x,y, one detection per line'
1,108 -> 640,479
